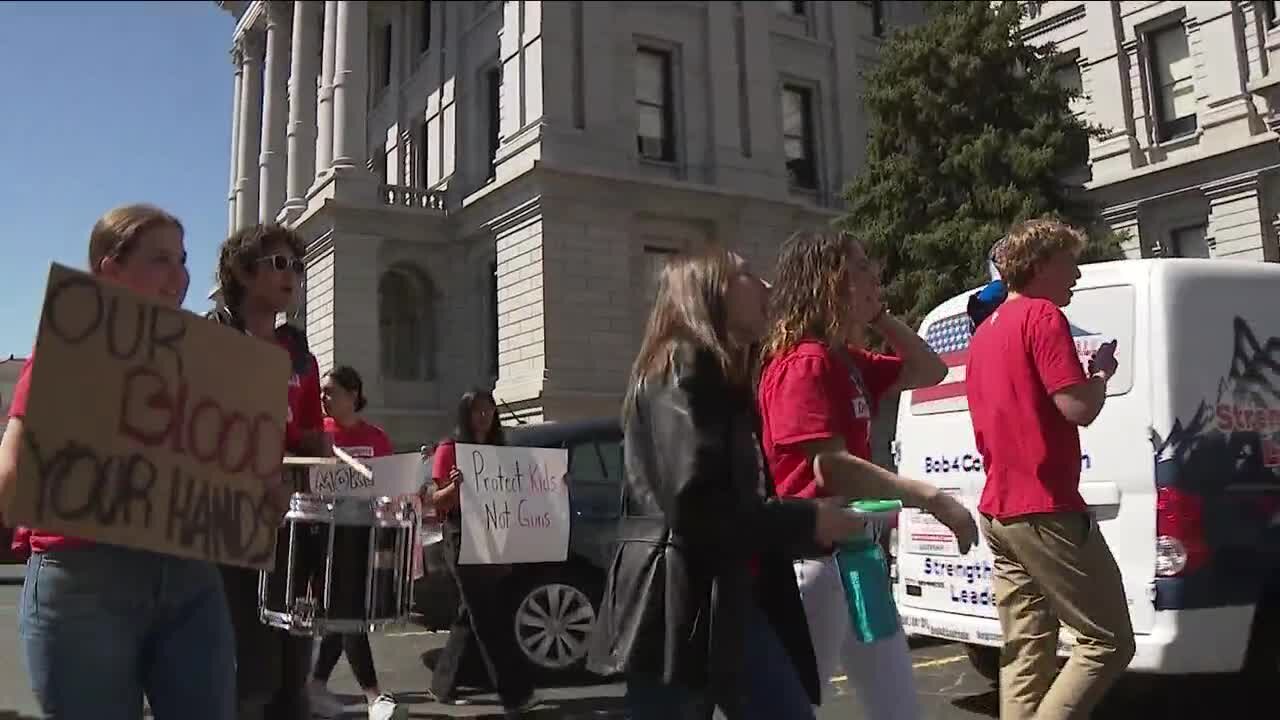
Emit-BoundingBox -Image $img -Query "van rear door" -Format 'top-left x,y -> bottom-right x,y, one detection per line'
894,269 -> 1157,636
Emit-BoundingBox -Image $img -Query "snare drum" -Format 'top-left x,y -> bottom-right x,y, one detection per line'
259,493 -> 418,635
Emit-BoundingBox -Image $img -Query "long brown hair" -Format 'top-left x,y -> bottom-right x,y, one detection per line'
626,246 -> 750,408
762,228 -> 857,359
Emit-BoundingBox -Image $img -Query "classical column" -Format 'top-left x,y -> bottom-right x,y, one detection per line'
315,0 -> 339,181
331,0 -> 370,172
234,30 -> 264,231
259,4 -> 291,223
284,2 -> 321,218
227,45 -> 244,235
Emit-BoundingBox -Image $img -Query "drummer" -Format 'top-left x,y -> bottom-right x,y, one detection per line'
308,365 -> 407,720
208,223 -> 331,720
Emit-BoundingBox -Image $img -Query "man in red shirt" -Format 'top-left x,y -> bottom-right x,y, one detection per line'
966,218 -> 1133,720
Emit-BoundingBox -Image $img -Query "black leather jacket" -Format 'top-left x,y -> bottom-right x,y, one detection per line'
587,342 -> 822,716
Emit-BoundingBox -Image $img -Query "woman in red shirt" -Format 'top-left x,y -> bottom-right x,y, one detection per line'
757,229 -> 974,719
0,204 -> 236,720
426,388 -> 538,713
208,223 -> 329,720
308,365 -> 406,720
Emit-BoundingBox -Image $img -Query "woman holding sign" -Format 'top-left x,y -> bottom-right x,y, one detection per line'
308,365 -> 406,720
586,247 -> 871,720
426,388 -> 539,714
0,204 -> 237,719
209,223 -> 331,720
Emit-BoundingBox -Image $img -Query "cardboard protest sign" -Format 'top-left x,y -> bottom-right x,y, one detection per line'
310,452 -> 426,498
2,264 -> 291,570
456,443 -> 569,565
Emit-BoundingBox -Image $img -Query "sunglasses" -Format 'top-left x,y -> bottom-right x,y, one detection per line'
257,254 -> 305,274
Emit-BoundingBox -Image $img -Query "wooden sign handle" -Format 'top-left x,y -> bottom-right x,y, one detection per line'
333,445 -> 375,481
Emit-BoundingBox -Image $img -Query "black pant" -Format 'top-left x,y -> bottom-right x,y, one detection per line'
314,632 -> 378,689
221,565 -> 313,720
431,516 -> 533,706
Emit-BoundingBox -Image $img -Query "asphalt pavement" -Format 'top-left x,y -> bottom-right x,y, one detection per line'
0,564 -> 1256,719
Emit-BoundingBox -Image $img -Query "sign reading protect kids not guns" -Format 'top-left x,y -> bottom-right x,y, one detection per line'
0,264 -> 291,570
456,443 -> 569,565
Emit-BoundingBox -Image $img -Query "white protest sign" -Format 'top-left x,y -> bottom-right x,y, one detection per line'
456,443 -> 569,565
309,452 -> 426,498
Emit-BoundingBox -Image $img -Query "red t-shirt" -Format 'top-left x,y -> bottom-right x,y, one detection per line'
758,340 -> 904,499
324,416 -> 392,459
281,333 -> 324,454
967,296 -> 1089,519
6,356 -> 91,556
430,439 -> 460,519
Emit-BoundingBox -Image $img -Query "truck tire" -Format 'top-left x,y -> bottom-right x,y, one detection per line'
966,643 -> 1001,683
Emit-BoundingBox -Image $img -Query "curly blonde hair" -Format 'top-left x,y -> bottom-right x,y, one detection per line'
761,228 -> 858,360
995,218 -> 1087,291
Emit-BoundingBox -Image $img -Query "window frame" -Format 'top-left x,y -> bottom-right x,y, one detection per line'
485,66 -> 502,181
1145,22 -> 1198,142
781,84 -> 819,191
635,47 -> 676,163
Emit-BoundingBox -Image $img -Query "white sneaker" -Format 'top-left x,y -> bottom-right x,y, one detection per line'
368,694 -> 408,720
309,683 -> 345,718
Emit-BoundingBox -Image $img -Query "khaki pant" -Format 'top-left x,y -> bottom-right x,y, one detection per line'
980,512 -> 1136,720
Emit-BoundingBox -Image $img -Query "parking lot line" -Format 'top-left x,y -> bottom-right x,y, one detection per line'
829,654 -> 966,683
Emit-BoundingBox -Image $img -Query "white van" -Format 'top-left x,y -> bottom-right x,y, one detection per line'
890,258 -> 1280,678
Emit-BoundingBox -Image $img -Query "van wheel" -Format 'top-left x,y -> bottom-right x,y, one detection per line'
965,644 -> 1001,683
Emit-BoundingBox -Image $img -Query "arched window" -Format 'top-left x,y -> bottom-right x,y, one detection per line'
378,263 -> 435,380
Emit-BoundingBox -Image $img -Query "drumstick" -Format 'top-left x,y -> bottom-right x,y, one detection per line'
333,445 -> 375,481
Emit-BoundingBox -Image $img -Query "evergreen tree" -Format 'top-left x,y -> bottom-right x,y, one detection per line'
841,1 -> 1124,327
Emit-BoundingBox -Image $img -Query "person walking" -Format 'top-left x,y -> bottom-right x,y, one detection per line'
209,223 -> 331,720
757,228 -> 976,719
965,218 -> 1134,720
309,365 -> 407,720
1,204 -> 236,720
426,388 -> 539,716
587,246 -> 873,720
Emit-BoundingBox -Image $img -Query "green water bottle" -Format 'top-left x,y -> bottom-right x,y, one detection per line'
834,499 -> 902,644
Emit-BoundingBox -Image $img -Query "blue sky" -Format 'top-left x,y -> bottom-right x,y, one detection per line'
0,2 -> 235,358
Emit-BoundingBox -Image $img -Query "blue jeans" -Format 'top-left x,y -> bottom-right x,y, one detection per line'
625,603 -> 817,720
19,544 -> 236,720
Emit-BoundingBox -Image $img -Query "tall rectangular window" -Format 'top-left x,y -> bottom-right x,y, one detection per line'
486,67 -> 501,180
488,261 -> 500,377
417,120 -> 429,187
1268,1 -> 1279,29
871,0 -> 885,37
1053,62 -> 1083,98
1147,24 -> 1197,141
782,85 -> 817,190
379,24 -> 393,89
420,1 -> 432,53
636,48 -> 675,162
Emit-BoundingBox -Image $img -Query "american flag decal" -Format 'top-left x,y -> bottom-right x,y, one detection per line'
911,309 -> 1105,415
911,313 -> 974,415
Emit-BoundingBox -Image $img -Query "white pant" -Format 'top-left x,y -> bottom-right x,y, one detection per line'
794,557 -> 921,720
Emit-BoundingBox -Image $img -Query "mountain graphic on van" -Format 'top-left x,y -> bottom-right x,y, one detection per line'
1152,317 -> 1280,477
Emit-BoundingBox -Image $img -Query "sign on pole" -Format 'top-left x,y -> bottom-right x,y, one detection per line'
455,443 -> 569,565
2,264 -> 291,570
